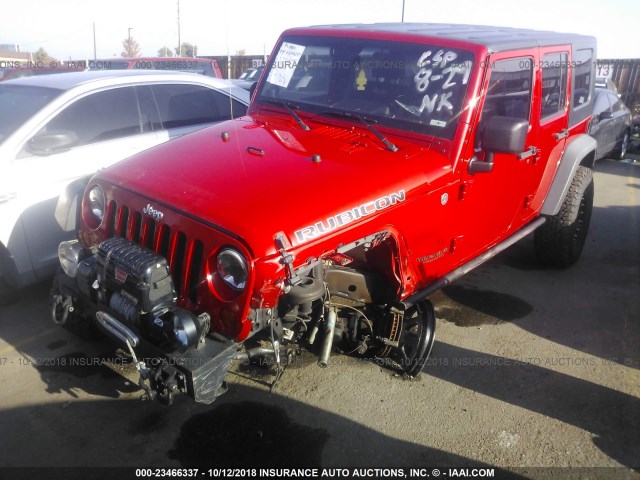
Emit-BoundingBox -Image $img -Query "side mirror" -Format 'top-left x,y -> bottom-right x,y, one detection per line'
598,111 -> 614,121
469,116 -> 529,175
27,130 -> 78,156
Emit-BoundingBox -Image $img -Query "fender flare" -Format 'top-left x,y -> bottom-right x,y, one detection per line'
540,134 -> 596,216
55,175 -> 92,233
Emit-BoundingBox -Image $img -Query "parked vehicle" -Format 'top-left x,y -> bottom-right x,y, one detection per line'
51,24 -> 598,405
0,70 -> 249,298
233,66 -> 264,91
588,87 -> 632,160
631,113 -> 640,136
595,77 -> 618,93
238,67 -> 257,80
87,57 -> 223,78
0,65 -> 83,82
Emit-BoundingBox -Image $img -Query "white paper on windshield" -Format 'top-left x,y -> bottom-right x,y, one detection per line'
266,42 -> 305,88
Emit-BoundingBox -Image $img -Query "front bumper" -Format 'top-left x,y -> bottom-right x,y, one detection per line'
52,238 -> 237,405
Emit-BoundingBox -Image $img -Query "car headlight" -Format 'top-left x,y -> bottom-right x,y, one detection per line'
58,239 -> 84,278
84,185 -> 105,229
216,248 -> 247,291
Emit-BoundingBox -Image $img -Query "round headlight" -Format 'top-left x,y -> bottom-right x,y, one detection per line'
58,239 -> 83,278
84,185 -> 105,229
216,248 -> 247,291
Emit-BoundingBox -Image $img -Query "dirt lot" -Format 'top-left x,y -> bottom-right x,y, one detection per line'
0,156 -> 639,479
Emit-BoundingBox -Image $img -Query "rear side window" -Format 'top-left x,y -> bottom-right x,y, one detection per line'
540,52 -> 568,119
573,49 -> 593,108
150,84 -> 247,129
42,87 -> 142,146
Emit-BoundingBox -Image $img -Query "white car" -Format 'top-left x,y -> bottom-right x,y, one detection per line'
0,70 -> 249,296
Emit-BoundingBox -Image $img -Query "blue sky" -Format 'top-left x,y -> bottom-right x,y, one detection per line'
2,0 -> 639,60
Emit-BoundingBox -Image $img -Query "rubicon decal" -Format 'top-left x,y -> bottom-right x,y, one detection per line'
295,190 -> 406,243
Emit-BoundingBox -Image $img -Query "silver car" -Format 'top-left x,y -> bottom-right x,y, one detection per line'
0,70 -> 249,300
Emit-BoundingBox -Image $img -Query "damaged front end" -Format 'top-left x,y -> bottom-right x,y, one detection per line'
51,229 -> 437,406
51,237 -> 236,405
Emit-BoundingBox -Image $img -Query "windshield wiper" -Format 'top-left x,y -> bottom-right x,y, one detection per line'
260,99 -> 310,131
321,111 -> 398,152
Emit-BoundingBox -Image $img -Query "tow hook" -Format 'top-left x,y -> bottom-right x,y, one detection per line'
51,294 -> 74,325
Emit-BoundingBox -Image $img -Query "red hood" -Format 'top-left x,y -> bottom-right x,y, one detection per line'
97,114 -> 452,258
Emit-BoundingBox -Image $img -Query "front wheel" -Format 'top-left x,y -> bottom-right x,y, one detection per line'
534,166 -> 594,268
373,300 -> 436,377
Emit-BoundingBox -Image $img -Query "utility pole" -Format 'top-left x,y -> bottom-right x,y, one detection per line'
401,0 -> 405,22
177,0 -> 182,57
128,27 -> 133,57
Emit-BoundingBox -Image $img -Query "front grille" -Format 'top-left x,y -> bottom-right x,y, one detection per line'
105,201 -> 202,304
98,189 -> 254,341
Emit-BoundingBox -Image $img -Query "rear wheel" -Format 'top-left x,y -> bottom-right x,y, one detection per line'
535,166 -> 594,268
615,131 -> 629,160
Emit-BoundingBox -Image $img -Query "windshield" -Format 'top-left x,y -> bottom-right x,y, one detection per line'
0,85 -> 63,145
257,35 -> 474,139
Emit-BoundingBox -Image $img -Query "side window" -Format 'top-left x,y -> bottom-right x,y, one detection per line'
41,87 -> 142,147
593,92 -> 611,117
540,52 -> 568,119
573,49 -> 593,108
607,92 -> 622,112
480,57 -> 533,122
150,84 -> 247,129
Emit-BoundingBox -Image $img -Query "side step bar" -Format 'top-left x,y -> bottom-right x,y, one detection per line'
402,217 -> 546,309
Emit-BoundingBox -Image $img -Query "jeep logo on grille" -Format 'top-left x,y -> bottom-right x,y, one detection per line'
143,204 -> 164,221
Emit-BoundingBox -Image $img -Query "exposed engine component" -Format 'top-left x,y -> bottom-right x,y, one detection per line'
52,235 -> 436,405
272,263 -> 436,377
52,237 -> 232,404
73,237 -> 210,353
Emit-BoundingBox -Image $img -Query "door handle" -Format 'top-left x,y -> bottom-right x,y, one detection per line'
554,129 -> 569,141
517,146 -> 538,160
0,192 -> 17,204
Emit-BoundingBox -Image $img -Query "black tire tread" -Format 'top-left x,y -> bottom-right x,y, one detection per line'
534,166 -> 594,268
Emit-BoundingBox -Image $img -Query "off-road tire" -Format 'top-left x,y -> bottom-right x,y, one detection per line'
50,273 -> 102,340
534,166 -> 594,268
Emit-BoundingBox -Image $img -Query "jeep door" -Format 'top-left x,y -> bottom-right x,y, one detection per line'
456,53 -> 536,261
524,47 -> 571,217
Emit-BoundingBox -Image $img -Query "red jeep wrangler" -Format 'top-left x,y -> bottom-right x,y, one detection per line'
51,24 -> 598,404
